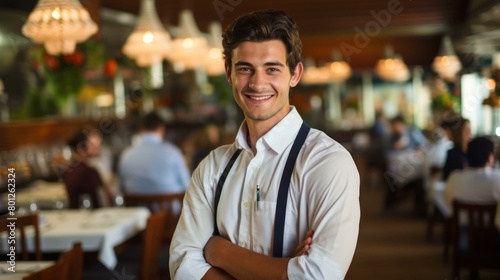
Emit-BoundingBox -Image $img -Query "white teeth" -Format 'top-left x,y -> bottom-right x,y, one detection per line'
249,95 -> 271,100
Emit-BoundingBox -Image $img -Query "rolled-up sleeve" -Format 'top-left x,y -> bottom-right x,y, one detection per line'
288,150 -> 360,279
169,161 -> 216,279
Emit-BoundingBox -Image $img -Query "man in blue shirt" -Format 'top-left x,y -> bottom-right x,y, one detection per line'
118,112 -> 191,194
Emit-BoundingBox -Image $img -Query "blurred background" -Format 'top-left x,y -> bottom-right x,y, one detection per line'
0,0 -> 500,279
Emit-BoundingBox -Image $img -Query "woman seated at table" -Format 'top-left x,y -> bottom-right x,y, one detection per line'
61,129 -> 114,209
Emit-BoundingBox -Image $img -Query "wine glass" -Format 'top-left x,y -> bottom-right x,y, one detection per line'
29,199 -> 38,213
54,198 -> 65,210
114,194 -> 124,207
79,194 -> 93,211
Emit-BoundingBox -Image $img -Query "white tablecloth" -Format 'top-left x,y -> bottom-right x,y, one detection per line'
1,207 -> 150,270
1,180 -> 67,210
0,261 -> 55,280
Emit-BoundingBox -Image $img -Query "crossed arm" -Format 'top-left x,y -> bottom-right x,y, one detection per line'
202,230 -> 314,280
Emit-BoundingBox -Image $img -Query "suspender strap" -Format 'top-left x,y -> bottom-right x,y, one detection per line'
273,122 -> 310,257
213,148 -> 243,235
212,121 -> 311,256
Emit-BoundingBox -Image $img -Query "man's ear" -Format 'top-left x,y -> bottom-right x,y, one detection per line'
290,62 -> 303,87
225,62 -> 232,85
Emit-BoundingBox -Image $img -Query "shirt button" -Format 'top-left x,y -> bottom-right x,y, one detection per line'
243,201 -> 250,208
239,241 -> 247,246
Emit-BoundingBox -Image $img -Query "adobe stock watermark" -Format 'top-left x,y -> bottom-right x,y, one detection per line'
339,0 -> 404,62
213,0 -> 242,21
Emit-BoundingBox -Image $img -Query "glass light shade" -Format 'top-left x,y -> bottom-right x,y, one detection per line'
22,0 -> 97,55
328,61 -> 352,83
204,22 -> 225,76
122,0 -> 172,67
432,36 -> 462,81
375,57 -> 410,83
301,62 -> 331,85
432,55 -> 462,81
167,10 -> 208,70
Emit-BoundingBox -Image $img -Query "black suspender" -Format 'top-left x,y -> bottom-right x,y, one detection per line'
273,122 -> 310,257
213,148 -> 243,236
213,122 -> 311,257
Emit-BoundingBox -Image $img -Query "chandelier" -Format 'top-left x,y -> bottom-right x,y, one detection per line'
301,58 -> 331,85
327,50 -> 352,83
374,45 -> 410,83
432,36 -> 462,82
122,0 -> 172,67
22,0 -> 97,55
166,9 -> 208,70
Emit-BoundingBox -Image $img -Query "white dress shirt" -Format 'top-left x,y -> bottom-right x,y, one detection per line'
445,167 -> 500,228
169,107 -> 360,279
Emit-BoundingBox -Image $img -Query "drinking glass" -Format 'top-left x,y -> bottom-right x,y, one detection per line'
79,194 -> 93,211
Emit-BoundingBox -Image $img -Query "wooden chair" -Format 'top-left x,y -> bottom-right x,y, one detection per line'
64,242 -> 83,280
140,210 -> 168,280
0,213 -> 42,260
451,200 -> 500,279
123,192 -> 185,243
22,242 -> 82,280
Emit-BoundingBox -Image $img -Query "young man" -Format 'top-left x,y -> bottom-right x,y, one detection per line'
169,10 -> 360,279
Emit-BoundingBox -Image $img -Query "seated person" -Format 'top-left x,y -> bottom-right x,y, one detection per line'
384,115 -> 428,215
118,112 -> 191,195
62,129 -> 114,209
442,117 -> 471,181
444,136 -> 500,248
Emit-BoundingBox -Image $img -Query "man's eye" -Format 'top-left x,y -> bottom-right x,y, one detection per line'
237,67 -> 251,72
268,68 -> 279,72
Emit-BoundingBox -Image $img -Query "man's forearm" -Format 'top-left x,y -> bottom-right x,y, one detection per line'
202,267 -> 235,280
204,236 -> 290,280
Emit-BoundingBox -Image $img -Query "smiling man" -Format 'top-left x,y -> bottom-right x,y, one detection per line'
169,10 -> 360,280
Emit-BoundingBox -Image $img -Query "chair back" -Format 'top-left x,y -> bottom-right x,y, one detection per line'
141,210 -> 168,280
64,242 -> 83,280
22,242 -> 81,280
0,213 -> 42,260
123,192 -> 185,242
451,200 -> 499,278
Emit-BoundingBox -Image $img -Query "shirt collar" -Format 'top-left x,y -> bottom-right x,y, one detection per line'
235,106 -> 303,154
138,132 -> 162,144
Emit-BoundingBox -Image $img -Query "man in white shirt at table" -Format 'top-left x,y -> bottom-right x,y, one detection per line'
444,136 -> 500,228
169,10 -> 360,280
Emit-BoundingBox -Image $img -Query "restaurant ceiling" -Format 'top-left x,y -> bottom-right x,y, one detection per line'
5,0 -> 500,70
100,0 -> 470,70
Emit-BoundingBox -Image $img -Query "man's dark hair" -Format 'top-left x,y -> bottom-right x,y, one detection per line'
67,130 -> 89,152
222,10 -> 302,76
467,136 -> 494,168
390,115 -> 405,124
141,112 -> 164,131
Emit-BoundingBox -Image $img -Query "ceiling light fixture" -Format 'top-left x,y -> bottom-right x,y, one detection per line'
432,36 -> 462,82
122,0 -> 172,67
22,0 -> 98,55
374,45 -> 410,83
166,9 -> 208,70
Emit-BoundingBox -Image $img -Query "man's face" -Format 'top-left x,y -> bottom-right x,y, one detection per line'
226,40 -> 302,125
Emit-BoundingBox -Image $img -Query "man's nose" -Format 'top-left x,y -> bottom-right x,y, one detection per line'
249,71 -> 266,92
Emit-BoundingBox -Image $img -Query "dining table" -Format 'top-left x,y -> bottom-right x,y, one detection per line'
0,261 -> 55,280
0,207 -> 150,270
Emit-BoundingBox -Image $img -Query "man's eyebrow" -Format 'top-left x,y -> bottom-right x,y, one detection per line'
234,61 -> 253,67
234,61 -> 285,67
263,61 -> 285,67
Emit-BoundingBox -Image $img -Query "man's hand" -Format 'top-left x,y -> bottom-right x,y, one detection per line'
295,229 -> 314,256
